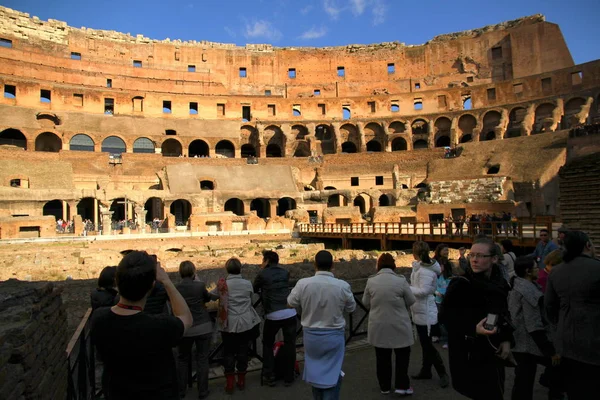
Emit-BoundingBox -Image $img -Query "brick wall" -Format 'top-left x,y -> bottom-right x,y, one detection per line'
429,177 -> 507,204
0,281 -> 68,400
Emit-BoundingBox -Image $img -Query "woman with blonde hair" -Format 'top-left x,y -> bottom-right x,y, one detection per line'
363,253 -> 416,395
212,258 -> 261,394
409,241 -> 450,388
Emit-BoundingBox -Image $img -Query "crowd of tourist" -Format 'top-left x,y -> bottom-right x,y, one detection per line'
442,212 -> 519,237
568,122 -> 600,138
88,227 -> 599,400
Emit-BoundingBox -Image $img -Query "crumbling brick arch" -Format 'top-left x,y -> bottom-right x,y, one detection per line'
434,116 -> 452,147
458,114 -> 477,143
161,137 -> 183,157
562,96 -> 588,129
292,140 -> 310,157
364,122 -> 385,152
291,124 -> 309,140
34,131 -> 62,152
411,119 -> 429,135
388,121 -> 407,135
0,128 -> 28,150
481,110 -> 502,141
533,102 -> 557,134
188,139 -> 210,157
101,134 -> 128,155
215,140 -> 235,158
132,137 -> 156,154
339,123 -> 360,152
315,124 -> 336,155
506,106 -> 526,138
264,125 -> 286,157
68,133 -> 96,151
353,192 -> 373,215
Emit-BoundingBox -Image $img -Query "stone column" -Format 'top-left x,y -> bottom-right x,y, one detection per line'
93,198 -> 99,229
427,119 -> 435,148
550,98 -> 564,132
382,121 -> 392,152
127,201 -> 134,223
269,199 -> 278,218
135,206 -> 147,233
332,122 -> 342,153
405,121 -> 414,150
522,104 -> 535,136
100,207 -> 114,235
357,122 -> 366,153
257,125 -> 266,158
450,117 -> 459,146
62,201 -> 68,220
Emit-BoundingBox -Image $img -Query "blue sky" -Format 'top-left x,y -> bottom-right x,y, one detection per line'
3,0 -> 599,64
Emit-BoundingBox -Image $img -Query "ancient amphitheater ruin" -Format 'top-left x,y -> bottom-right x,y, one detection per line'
0,6 -> 599,243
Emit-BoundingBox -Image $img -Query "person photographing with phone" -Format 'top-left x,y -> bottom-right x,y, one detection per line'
440,237 -> 514,400
91,251 -> 192,400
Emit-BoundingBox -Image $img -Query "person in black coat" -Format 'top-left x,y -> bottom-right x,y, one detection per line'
91,266 -> 118,311
441,237 -> 514,400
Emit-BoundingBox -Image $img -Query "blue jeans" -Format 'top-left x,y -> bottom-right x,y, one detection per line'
311,375 -> 342,400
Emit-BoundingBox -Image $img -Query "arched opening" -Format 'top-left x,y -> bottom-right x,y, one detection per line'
483,131 -> 496,141
327,194 -> 341,207
434,117 -> 452,146
482,110 -> 501,140
144,197 -> 164,223
316,125 -> 335,155
353,196 -> 366,214
70,134 -> 95,152
324,186 -> 337,190
200,180 -> 214,190
102,136 -> 126,155
77,198 -> 100,227
250,198 -> 270,218
460,134 -> 473,143
391,137 -> 408,151
35,132 -> 62,152
224,198 -> 244,216
277,197 -> 296,216
379,194 -> 392,206
189,139 -> 209,157
562,97 -> 587,129
340,124 -> 360,151
132,137 -> 155,154
411,119 -> 429,135
458,114 -> 477,139
413,139 -> 428,149
487,165 -> 500,174
43,200 -> 66,221
463,97 -> 472,110
215,140 -> 235,158
364,123 -> 385,150
162,139 -> 182,157
241,144 -> 256,158
506,107 -> 526,138
170,199 -> 192,226
109,198 -> 127,221
266,144 -> 282,157
341,142 -> 357,153
366,140 -> 382,152
415,182 -> 428,189
293,141 -> 310,157
534,103 -> 557,133
389,121 -> 406,134
0,128 -> 27,150
435,136 -> 451,147
292,125 -> 309,140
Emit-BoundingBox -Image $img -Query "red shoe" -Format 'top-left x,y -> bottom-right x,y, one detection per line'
236,372 -> 246,390
225,373 -> 235,394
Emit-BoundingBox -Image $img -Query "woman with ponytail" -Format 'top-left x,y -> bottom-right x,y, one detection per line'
409,241 -> 450,388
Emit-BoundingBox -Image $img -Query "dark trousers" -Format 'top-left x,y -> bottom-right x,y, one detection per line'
221,329 -> 251,374
177,333 -> 211,397
512,352 -> 565,400
562,357 -> 600,400
262,316 -> 297,382
415,324 -> 446,376
375,346 -> 411,392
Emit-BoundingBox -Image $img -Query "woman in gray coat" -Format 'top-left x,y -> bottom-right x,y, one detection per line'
363,253 -> 416,395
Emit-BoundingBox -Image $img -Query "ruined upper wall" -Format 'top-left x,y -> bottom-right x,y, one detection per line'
0,6 -> 575,95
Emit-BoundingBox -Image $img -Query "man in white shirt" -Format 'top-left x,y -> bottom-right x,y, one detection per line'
288,250 -> 356,400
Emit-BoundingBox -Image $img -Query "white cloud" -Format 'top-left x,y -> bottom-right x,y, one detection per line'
244,20 -> 283,42
300,5 -> 313,15
224,26 -> 236,38
350,0 -> 367,15
323,0 -> 342,20
372,0 -> 387,26
299,26 -> 328,40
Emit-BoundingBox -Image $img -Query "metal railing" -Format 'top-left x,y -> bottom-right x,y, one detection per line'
66,308 -> 96,400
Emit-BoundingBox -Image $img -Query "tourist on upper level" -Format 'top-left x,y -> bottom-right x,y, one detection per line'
253,250 -> 297,387
508,256 -> 562,400
212,257 -> 261,394
545,231 -> 600,400
441,237 -> 514,400
528,229 -> 558,292
409,241 -> 450,388
363,253 -> 416,395
500,239 -> 516,280
175,261 -> 215,399
287,250 -> 356,400
90,266 -> 118,311
91,251 -> 192,400
433,244 -> 453,348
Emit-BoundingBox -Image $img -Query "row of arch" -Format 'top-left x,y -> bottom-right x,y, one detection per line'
1,97 -> 592,155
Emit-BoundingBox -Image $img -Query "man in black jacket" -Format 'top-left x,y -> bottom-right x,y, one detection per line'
253,250 -> 297,386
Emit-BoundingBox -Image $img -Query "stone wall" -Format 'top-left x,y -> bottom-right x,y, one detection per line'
428,177 -> 507,204
0,281 -> 68,399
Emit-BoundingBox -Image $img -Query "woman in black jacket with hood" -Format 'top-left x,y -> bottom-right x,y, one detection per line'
441,237 -> 514,400
90,266 -> 118,311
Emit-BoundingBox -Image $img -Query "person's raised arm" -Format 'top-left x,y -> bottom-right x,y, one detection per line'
156,264 -> 192,330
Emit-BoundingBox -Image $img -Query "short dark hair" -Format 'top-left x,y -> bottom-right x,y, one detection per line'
563,230 -> 590,263
377,253 -> 396,271
116,251 -> 156,302
539,229 -> 549,235
262,250 -> 279,267
500,239 -> 514,253
315,250 -> 333,271
225,258 -> 242,275
97,266 -> 117,289
179,260 -> 196,278
473,236 -> 501,258
514,256 -> 536,278
434,243 -> 449,260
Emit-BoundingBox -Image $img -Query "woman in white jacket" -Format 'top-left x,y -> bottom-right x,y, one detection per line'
410,241 -> 450,388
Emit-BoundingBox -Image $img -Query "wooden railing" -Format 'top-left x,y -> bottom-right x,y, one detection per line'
66,308 -> 96,400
